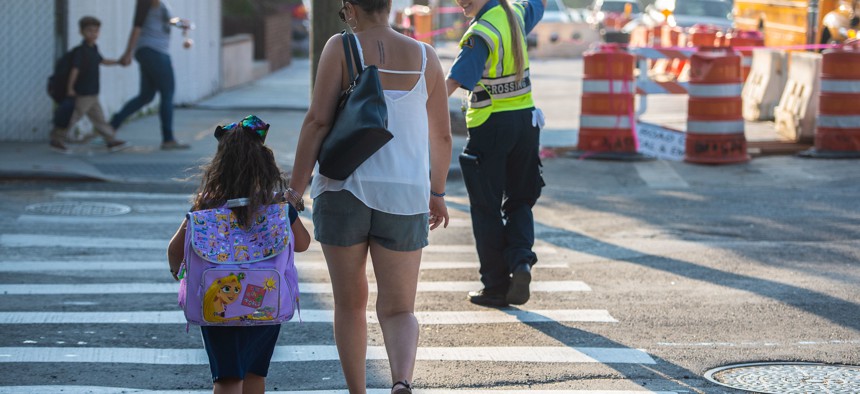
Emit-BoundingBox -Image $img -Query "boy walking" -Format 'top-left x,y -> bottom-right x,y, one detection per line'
50,16 -> 127,153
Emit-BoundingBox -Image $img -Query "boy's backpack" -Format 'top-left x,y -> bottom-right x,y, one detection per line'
47,46 -> 82,103
178,199 -> 299,326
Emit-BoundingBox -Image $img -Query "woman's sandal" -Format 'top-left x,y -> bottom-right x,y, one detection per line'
392,380 -> 413,394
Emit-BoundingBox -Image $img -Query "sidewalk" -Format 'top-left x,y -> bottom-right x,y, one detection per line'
0,59 -> 470,184
0,52 -> 788,183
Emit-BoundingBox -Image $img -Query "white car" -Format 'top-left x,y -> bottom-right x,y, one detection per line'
623,0 -> 733,33
542,0 -> 574,23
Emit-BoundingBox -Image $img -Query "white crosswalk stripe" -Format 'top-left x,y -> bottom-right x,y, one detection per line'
0,309 -> 617,324
0,260 -> 570,272
0,281 -> 592,295
16,215 -> 475,228
0,234 -> 558,254
0,345 -> 656,364
0,189 -> 669,392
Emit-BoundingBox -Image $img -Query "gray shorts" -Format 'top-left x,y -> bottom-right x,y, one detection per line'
312,190 -> 429,252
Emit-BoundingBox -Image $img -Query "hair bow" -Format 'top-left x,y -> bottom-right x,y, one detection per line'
214,115 -> 270,142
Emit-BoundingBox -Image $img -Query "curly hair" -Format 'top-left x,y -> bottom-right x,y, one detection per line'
193,126 -> 286,228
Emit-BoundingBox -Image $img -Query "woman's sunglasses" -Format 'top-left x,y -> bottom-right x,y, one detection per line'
338,0 -> 357,23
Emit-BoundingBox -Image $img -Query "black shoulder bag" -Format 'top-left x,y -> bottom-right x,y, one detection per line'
317,32 -> 393,181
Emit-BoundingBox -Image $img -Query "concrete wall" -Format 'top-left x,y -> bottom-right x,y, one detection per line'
0,1 -> 222,142
66,0 -> 222,116
221,34 -> 255,90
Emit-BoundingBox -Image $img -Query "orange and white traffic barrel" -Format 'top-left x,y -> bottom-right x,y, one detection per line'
685,47 -> 749,164
574,44 -> 643,159
686,24 -> 721,48
801,40 -> 860,158
726,30 -> 764,82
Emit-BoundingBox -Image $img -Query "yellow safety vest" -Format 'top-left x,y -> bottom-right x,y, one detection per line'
459,2 -> 534,128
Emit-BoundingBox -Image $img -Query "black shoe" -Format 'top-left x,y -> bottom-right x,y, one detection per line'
468,289 -> 508,307
506,262 -> 532,305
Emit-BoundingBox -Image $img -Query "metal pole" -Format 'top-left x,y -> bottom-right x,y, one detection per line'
807,0 -> 820,45
55,0 -> 68,58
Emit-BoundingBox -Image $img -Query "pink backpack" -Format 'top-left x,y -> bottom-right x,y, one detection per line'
178,200 -> 299,326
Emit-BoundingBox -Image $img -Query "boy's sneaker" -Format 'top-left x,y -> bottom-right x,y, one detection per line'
107,140 -> 128,152
72,133 -> 98,144
49,140 -> 70,154
161,140 -> 191,150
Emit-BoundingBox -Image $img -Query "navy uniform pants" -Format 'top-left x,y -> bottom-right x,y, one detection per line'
459,108 -> 544,294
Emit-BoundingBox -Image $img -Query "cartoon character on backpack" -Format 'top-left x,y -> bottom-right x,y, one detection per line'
203,273 -> 244,322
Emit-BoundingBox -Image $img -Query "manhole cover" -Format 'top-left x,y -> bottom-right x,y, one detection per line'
24,202 -> 131,216
704,362 -> 860,393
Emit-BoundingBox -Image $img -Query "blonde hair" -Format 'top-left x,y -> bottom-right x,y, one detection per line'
203,274 -> 242,322
498,0 -> 525,81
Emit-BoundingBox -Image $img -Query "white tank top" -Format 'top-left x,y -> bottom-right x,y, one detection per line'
310,40 -> 430,215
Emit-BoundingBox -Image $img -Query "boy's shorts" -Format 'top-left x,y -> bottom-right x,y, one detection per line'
312,190 -> 429,252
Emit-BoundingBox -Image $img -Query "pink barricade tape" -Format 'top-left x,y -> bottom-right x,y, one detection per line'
414,26 -> 459,40
628,43 -> 844,59
436,6 -> 464,14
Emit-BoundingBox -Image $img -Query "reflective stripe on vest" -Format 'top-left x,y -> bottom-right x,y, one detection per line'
458,3 -> 534,127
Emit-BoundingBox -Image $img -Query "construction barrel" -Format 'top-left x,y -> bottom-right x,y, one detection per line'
685,47 -> 750,164
575,44 -> 639,158
801,39 -> 860,158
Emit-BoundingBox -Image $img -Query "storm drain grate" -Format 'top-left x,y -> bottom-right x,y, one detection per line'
24,202 -> 131,216
704,362 -> 860,393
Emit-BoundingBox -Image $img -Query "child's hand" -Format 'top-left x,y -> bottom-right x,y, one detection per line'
119,53 -> 133,66
67,88 -> 76,97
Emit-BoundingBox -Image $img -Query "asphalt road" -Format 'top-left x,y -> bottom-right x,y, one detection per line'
0,151 -> 857,393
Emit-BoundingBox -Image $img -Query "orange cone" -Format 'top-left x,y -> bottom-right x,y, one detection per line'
684,47 -> 750,164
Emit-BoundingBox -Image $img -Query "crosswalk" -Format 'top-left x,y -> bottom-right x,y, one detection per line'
0,190 -> 677,393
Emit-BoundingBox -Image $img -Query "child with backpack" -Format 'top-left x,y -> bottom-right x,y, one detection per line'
49,16 -> 126,153
166,115 -> 310,393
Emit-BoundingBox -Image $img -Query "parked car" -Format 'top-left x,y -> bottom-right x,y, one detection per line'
543,0 -> 574,23
623,0 -> 733,33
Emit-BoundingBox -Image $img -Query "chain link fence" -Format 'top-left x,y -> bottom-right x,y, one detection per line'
0,0 -> 58,142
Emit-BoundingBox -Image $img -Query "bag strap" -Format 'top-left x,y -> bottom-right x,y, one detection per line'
340,32 -> 363,83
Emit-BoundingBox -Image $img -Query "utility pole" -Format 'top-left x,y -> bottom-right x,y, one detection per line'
807,0 -> 820,45
310,0 -> 347,92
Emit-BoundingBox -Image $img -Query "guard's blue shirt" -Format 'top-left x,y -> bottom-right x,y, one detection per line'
447,0 -> 545,91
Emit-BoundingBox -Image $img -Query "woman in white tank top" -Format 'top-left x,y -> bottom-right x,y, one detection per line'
286,0 -> 453,392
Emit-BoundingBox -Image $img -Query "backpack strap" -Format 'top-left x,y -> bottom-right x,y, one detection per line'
226,198 -> 249,208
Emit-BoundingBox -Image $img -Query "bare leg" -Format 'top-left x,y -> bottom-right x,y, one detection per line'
369,241 -> 422,391
323,242 -> 370,394
213,378 -> 242,394
242,373 -> 265,394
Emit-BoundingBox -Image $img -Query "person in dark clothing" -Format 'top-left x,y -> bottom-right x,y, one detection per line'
446,0 -> 547,307
111,0 -> 192,150
50,16 -> 126,153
